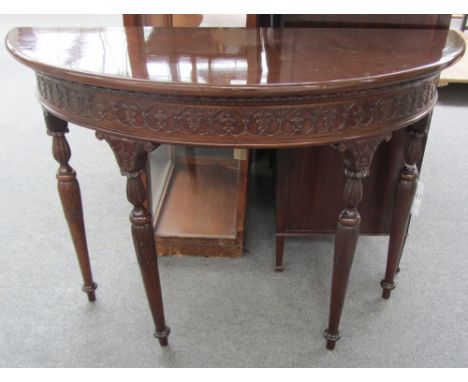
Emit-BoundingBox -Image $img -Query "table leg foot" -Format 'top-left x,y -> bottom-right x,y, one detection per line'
82,282 -> 98,302
323,329 -> 341,350
380,280 -> 396,300
154,326 -> 171,347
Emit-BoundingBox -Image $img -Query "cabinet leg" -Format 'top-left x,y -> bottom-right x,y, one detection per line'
275,236 -> 285,272
43,111 -> 97,302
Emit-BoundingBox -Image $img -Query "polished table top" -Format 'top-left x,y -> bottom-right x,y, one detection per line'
5,27 -> 465,95
5,27 -> 465,148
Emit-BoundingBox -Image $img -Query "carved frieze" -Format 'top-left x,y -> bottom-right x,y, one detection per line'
36,73 -> 438,140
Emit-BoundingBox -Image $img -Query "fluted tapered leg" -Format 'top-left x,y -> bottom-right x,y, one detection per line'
381,123 -> 427,299
97,133 -> 169,346
324,135 -> 390,350
43,110 -> 97,302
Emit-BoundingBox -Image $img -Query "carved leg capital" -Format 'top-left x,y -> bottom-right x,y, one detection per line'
325,134 -> 390,350
43,110 -> 97,302
97,132 -> 169,346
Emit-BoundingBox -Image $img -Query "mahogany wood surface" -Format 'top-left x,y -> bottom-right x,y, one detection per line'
381,122 -> 428,299
273,14 -> 451,29
6,26 -> 464,351
6,27 -> 462,96
324,134 -> 391,349
43,110 -> 97,301
94,133 -> 170,345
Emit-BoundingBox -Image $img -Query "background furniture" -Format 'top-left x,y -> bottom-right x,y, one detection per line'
123,14 -> 255,28
123,16 -> 250,257
461,14 -> 468,31
123,14 -> 203,27
439,29 -> 468,86
257,14 -> 451,28
149,146 -> 249,257
265,15 -> 452,271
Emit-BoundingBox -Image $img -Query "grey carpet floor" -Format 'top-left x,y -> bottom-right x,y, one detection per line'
0,15 -> 468,367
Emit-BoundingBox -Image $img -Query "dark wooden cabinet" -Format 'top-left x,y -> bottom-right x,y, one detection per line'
260,15 -> 450,266
258,14 -> 451,29
276,116 -> 429,235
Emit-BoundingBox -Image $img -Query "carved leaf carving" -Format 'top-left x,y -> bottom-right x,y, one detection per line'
95,132 -> 155,174
36,73 -> 438,139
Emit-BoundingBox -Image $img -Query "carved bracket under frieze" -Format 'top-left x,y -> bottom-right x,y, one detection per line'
95,131 -> 158,268
337,133 -> 392,174
95,132 -> 157,175
335,134 -> 391,227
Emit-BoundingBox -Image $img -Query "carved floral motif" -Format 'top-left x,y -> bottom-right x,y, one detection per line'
36,73 -> 438,138
334,134 -> 391,228
337,134 -> 392,173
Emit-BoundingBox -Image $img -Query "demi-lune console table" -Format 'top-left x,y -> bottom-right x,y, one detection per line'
5,27 -> 464,350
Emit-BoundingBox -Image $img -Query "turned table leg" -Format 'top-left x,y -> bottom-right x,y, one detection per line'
324,135 -> 390,350
395,226 -> 412,274
97,133 -> 170,346
381,123 -> 427,299
43,110 -> 97,301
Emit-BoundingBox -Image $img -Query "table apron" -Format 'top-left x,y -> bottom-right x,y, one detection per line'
36,72 -> 439,148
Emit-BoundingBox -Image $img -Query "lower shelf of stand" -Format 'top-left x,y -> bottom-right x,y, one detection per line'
153,159 -> 246,257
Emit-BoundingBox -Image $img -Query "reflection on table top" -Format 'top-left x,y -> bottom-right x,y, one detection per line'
5,27 -> 465,95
